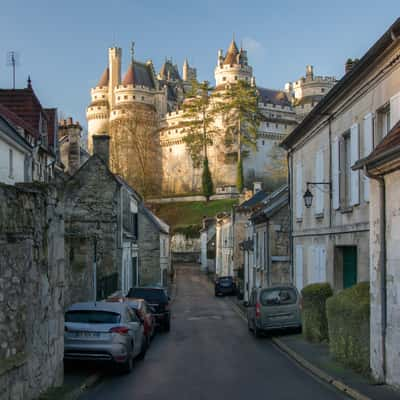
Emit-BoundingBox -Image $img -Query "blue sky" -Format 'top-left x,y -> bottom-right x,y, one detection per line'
0,1 -> 398,130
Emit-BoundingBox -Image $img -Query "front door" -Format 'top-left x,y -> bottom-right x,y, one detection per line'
343,246 -> 357,289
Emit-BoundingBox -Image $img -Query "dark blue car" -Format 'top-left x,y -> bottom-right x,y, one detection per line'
214,276 -> 236,297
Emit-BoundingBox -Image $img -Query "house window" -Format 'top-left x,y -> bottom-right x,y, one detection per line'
9,149 -> 13,178
377,104 -> 390,142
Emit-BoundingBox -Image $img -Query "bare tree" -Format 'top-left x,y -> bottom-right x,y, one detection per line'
109,104 -> 161,198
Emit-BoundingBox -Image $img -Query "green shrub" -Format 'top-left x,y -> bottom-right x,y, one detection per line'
326,282 -> 370,374
301,283 -> 333,342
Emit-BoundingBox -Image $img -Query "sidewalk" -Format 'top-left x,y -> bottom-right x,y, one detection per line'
39,363 -> 101,400
231,298 -> 400,400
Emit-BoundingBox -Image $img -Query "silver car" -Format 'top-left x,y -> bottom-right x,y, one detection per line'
247,285 -> 302,337
64,301 -> 145,372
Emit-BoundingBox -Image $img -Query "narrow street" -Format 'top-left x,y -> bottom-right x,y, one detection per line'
80,264 -> 348,400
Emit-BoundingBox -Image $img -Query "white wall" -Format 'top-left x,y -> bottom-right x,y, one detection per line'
0,137 -> 27,185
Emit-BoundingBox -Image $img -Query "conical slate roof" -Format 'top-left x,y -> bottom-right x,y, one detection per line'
223,40 -> 239,65
122,63 -> 135,85
97,67 -> 109,87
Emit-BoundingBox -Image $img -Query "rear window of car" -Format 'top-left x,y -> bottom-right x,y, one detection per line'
218,277 -> 233,283
260,288 -> 297,307
127,288 -> 168,303
65,310 -> 121,324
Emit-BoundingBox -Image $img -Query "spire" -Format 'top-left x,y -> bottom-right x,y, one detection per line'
223,39 -> 239,65
27,75 -> 32,89
97,67 -> 109,87
122,63 -> 135,85
130,41 -> 135,62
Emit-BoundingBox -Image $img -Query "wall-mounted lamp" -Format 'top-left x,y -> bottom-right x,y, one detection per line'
303,182 -> 331,208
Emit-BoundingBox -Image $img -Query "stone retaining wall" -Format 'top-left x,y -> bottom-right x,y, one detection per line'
0,183 -> 65,400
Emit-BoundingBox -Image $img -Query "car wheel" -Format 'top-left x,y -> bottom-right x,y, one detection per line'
121,352 -> 134,373
138,339 -> 147,360
254,325 -> 262,338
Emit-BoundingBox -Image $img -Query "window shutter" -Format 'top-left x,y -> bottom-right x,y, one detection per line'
296,161 -> 303,219
318,247 -> 326,282
295,245 -> 303,291
390,92 -> 400,129
332,137 -> 340,209
315,148 -> 324,214
308,246 -> 316,283
350,123 -> 360,206
363,113 -> 373,202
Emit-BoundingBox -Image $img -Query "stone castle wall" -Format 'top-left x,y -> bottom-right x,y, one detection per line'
0,183 -> 65,400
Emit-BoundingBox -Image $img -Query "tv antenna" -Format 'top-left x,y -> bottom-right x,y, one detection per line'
6,51 -> 20,89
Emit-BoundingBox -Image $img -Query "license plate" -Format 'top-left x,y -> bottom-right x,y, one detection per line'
76,331 -> 101,338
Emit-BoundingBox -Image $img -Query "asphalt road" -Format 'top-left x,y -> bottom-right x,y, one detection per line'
80,264 -> 348,400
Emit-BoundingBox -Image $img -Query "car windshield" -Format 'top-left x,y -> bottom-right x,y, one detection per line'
65,310 -> 121,324
127,288 -> 168,303
260,288 -> 297,306
219,277 -> 233,283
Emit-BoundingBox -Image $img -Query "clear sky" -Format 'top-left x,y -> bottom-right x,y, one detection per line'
0,1 -> 398,130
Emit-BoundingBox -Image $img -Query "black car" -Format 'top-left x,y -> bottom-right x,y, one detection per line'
127,287 -> 171,332
214,276 -> 236,296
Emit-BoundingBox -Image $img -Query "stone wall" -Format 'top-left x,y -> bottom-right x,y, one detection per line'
63,157 -> 121,306
138,210 -> 161,285
0,183 -> 65,400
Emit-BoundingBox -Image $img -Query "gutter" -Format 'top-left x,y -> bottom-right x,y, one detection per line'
365,166 -> 387,381
287,150 -> 294,284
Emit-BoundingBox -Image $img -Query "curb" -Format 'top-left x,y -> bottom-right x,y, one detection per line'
65,373 -> 102,400
228,298 -> 371,400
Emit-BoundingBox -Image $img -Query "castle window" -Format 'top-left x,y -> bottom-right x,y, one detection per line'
222,77 -> 226,81
321,88 -> 325,93
176,129 -> 178,133
102,95 -> 105,98
169,148 -> 172,153
266,122 -> 269,127
262,140 -> 265,146
124,95 -> 128,100
133,96 -> 136,99
235,76 -> 238,80
97,107 -> 101,110
94,96 -> 97,99
141,96 -> 144,101
275,123 -> 279,128
118,96 -> 120,100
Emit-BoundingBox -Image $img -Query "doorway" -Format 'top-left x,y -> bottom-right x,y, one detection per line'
342,246 -> 357,289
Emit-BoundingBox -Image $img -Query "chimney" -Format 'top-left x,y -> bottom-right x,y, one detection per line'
345,58 -> 358,74
92,134 -> 110,166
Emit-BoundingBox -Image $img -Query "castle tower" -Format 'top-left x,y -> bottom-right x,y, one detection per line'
182,58 -> 197,82
214,40 -> 253,87
108,47 -> 122,108
86,66 -> 111,153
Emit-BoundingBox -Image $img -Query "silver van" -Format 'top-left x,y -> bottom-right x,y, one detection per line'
247,286 -> 302,337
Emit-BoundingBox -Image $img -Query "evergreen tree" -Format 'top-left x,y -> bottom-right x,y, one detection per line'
215,80 -> 262,192
202,157 -> 213,200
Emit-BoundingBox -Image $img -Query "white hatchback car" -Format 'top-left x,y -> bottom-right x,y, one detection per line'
64,301 -> 145,372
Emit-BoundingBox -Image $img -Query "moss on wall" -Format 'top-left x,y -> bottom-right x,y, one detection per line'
326,282 -> 370,374
301,283 -> 333,343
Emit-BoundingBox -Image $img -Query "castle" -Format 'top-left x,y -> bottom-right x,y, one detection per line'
87,40 -> 336,196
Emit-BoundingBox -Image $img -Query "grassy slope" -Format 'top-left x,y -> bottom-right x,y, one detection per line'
152,199 -> 237,231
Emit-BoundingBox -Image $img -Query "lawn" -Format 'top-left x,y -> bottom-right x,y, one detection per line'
151,199 -> 237,233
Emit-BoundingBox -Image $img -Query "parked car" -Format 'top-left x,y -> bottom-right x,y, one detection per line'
107,297 -> 156,346
214,276 -> 236,296
64,302 -> 146,373
127,287 -> 171,332
247,286 -> 302,337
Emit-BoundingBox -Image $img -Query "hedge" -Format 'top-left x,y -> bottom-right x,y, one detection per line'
326,282 -> 370,374
301,283 -> 333,342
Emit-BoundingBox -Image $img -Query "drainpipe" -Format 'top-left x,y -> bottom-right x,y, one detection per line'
365,166 -> 387,380
287,150 -> 294,283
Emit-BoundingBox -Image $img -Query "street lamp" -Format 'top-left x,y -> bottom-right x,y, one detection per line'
303,188 -> 313,208
303,182 -> 331,208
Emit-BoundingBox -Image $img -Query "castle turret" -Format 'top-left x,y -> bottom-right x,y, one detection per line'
182,58 -> 197,82
87,66 -> 111,153
108,47 -> 122,108
214,40 -> 253,87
